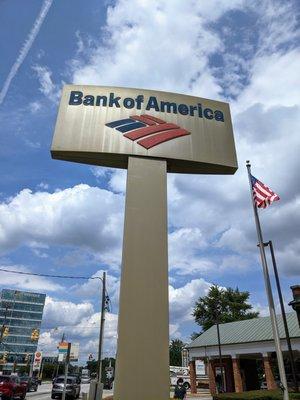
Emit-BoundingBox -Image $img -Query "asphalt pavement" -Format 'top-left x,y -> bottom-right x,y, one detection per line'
26,383 -> 113,400
26,383 -> 212,400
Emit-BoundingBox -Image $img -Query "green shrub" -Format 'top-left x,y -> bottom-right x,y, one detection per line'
213,389 -> 300,400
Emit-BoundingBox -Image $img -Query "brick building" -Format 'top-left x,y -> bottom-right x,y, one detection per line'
187,313 -> 300,395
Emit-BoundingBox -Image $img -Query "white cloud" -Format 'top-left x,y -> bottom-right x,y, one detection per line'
169,228 -> 213,275
0,184 -> 125,268
38,277 -> 213,357
43,296 -> 94,328
28,101 -> 42,114
0,264 -> 62,292
32,64 -> 60,101
108,170 -> 127,193
73,270 -> 120,308
169,278 -> 211,326
71,0 -> 249,98
37,182 -> 49,190
236,49 -> 300,112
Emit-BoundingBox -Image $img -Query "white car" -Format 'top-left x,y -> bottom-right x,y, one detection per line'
170,371 -> 190,390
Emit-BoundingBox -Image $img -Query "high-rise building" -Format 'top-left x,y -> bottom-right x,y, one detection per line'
0,289 -> 46,370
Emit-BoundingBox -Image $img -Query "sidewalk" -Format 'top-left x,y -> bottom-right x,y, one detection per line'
182,390 -> 212,400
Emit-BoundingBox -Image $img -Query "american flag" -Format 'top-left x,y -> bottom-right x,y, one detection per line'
251,175 -> 280,209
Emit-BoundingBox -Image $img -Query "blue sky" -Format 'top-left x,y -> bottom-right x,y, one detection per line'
0,0 -> 299,362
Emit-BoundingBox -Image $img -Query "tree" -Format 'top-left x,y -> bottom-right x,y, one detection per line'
193,285 -> 259,333
169,339 -> 185,366
85,358 -> 116,382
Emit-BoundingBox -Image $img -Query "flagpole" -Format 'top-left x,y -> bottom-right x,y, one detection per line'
246,161 -> 289,400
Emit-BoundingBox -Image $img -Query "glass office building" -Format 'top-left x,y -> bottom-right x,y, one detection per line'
0,289 -> 46,368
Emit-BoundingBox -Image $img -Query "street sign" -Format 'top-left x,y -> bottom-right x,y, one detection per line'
51,85 -> 237,175
195,360 -> 206,376
58,341 -> 69,362
58,341 -> 69,352
33,351 -> 42,371
70,343 -> 79,362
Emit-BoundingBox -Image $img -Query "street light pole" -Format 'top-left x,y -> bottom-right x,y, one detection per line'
266,241 -> 298,392
216,314 -> 224,393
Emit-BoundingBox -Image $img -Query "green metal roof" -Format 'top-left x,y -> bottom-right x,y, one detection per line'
187,312 -> 300,348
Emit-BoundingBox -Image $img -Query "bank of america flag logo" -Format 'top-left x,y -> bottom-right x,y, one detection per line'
105,114 -> 190,149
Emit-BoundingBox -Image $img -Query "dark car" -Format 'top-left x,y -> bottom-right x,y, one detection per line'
0,375 -> 26,400
51,376 -> 80,400
19,376 -> 38,392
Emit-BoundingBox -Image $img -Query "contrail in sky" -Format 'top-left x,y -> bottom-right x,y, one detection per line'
0,0 -> 53,105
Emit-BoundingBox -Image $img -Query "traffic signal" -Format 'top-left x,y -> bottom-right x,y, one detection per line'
31,329 -> 40,341
2,326 -> 9,337
2,351 -> 9,363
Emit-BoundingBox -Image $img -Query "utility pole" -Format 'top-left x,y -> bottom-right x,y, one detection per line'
62,342 -> 71,400
56,332 -> 65,377
266,241 -> 298,392
89,272 -> 107,400
98,271 -> 106,383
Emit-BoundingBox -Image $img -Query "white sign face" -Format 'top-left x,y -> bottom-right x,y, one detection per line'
195,360 -> 206,376
33,351 -> 42,371
70,342 -> 79,361
51,85 -> 237,174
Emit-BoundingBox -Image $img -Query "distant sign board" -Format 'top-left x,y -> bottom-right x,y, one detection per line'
195,360 -> 206,376
58,341 -> 69,353
51,85 -> 237,175
33,351 -> 42,371
58,341 -> 69,362
70,343 -> 79,362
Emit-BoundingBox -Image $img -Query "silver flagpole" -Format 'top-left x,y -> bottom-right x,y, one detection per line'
246,161 -> 289,400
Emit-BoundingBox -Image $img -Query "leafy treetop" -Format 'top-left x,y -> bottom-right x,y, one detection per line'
192,285 -> 259,333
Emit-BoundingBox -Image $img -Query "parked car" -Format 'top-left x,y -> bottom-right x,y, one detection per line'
170,371 -> 191,390
0,375 -> 27,400
51,376 -> 80,399
19,376 -> 38,392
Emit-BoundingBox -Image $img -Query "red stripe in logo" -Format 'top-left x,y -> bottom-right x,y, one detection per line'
138,128 -> 190,149
105,114 -> 191,149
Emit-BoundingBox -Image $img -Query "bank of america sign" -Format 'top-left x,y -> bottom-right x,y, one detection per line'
51,85 -> 237,175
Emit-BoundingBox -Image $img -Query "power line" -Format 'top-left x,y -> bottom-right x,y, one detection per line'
0,268 -> 113,312
0,268 -> 103,281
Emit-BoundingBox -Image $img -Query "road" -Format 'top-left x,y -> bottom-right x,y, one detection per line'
26,383 -> 113,400
27,383 -> 212,400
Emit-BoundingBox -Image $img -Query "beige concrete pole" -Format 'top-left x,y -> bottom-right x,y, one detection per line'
114,156 -> 170,400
